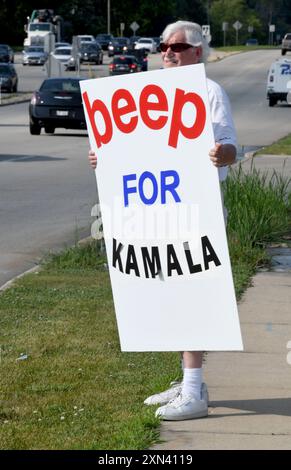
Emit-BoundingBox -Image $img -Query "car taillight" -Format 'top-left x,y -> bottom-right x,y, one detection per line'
130,64 -> 137,69
109,64 -> 115,70
31,92 -> 41,105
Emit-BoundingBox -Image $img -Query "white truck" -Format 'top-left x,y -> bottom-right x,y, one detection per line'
24,9 -> 59,48
266,58 -> 291,106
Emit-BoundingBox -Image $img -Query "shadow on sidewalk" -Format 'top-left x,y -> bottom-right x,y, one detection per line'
209,398 -> 291,417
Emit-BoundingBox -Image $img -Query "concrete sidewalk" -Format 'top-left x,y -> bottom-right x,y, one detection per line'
153,154 -> 291,450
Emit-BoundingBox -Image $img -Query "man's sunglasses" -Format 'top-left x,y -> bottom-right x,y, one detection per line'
160,42 -> 193,52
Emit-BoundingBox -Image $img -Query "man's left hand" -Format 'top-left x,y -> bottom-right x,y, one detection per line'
209,143 -> 236,167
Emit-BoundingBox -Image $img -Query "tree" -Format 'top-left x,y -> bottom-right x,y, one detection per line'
210,0 -> 261,46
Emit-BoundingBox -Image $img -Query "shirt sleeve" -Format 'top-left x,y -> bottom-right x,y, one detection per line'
207,79 -> 237,181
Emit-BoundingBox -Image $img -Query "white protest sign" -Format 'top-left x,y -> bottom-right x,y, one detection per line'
80,65 -> 243,352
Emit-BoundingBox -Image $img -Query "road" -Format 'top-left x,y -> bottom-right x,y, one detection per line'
0,49 -> 289,286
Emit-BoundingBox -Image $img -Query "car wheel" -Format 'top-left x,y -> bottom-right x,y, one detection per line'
282,49 -> 286,55
30,121 -> 41,135
44,126 -> 55,134
269,97 -> 277,107
13,84 -> 17,93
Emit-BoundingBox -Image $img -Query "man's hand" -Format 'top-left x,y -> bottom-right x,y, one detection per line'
209,143 -> 236,167
88,149 -> 97,170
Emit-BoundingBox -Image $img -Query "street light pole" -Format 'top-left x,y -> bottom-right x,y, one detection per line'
107,0 -> 111,35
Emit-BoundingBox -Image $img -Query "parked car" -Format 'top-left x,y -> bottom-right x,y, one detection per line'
0,44 -> 14,63
0,63 -> 18,92
79,42 -> 103,64
29,77 -> 86,135
245,38 -> 258,46
135,37 -> 157,53
96,33 -> 114,50
109,55 -> 140,75
108,37 -> 129,56
22,46 -> 48,66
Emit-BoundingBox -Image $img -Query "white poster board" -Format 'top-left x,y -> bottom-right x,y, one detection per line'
80,64 -> 243,351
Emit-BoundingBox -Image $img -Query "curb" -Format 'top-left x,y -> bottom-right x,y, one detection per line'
0,236 -> 94,293
0,97 -> 31,107
0,265 -> 40,292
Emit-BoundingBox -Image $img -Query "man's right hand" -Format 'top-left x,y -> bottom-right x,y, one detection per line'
88,149 -> 97,169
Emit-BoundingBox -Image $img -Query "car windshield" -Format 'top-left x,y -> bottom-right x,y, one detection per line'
139,39 -> 152,43
40,79 -> 81,93
29,23 -> 51,32
54,48 -> 71,55
115,38 -> 128,44
81,44 -> 98,51
97,34 -> 111,40
27,47 -> 44,53
285,34 -> 291,40
0,45 -> 9,50
0,65 -> 11,75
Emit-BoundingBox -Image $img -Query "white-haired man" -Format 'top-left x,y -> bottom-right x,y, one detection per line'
88,20 -> 237,421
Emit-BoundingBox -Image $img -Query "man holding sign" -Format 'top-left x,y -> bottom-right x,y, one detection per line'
87,21 -> 240,421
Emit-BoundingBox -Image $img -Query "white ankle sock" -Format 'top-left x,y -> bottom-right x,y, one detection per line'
182,368 -> 202,400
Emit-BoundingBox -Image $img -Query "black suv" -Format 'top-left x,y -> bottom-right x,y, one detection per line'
79,43 -> 103,65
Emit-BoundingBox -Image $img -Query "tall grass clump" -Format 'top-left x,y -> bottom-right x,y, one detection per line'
223,165 -> 291,275
43,239 -> 106,270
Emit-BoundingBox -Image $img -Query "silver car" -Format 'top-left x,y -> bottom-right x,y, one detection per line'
23,46 -> 48,66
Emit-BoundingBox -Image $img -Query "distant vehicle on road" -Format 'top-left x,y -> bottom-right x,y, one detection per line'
79,42 -> 103,64
245,38 -> 258,46
51,46 -> 73,67
281,33 -> 291,55
22,46 -> 47,66
0,44 -> 14,63
96,33 -> 114,50
135,37 -> 157,53
109,55 -> 140,75
54,42 -> 71,49
29,77 -> 86,135
266,58 -> 291,106
0,63 -> 18,92
130,48 -> 148,71
108,37 -> 129,56
76,35 -> 95,44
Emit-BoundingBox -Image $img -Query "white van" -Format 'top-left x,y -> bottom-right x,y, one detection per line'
76,35 -> 95,44
266,57 -> 291,106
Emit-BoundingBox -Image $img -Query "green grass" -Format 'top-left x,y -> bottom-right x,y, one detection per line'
216,45 -> 279,52
256,134 -> 291,156
0,168 -> 291,449
223,165 -> 291,298
0,247 -> 181,449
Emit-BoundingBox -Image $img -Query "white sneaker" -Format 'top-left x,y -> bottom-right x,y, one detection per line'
155,391 -> 208,421
144,382 -> 208,407
144,381 -> 182,406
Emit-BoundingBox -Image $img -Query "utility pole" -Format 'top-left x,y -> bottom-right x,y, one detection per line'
107,0 -> 111,35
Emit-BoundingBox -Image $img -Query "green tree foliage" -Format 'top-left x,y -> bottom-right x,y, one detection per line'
210,0 -> 261,46
2,0 -> 291,46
